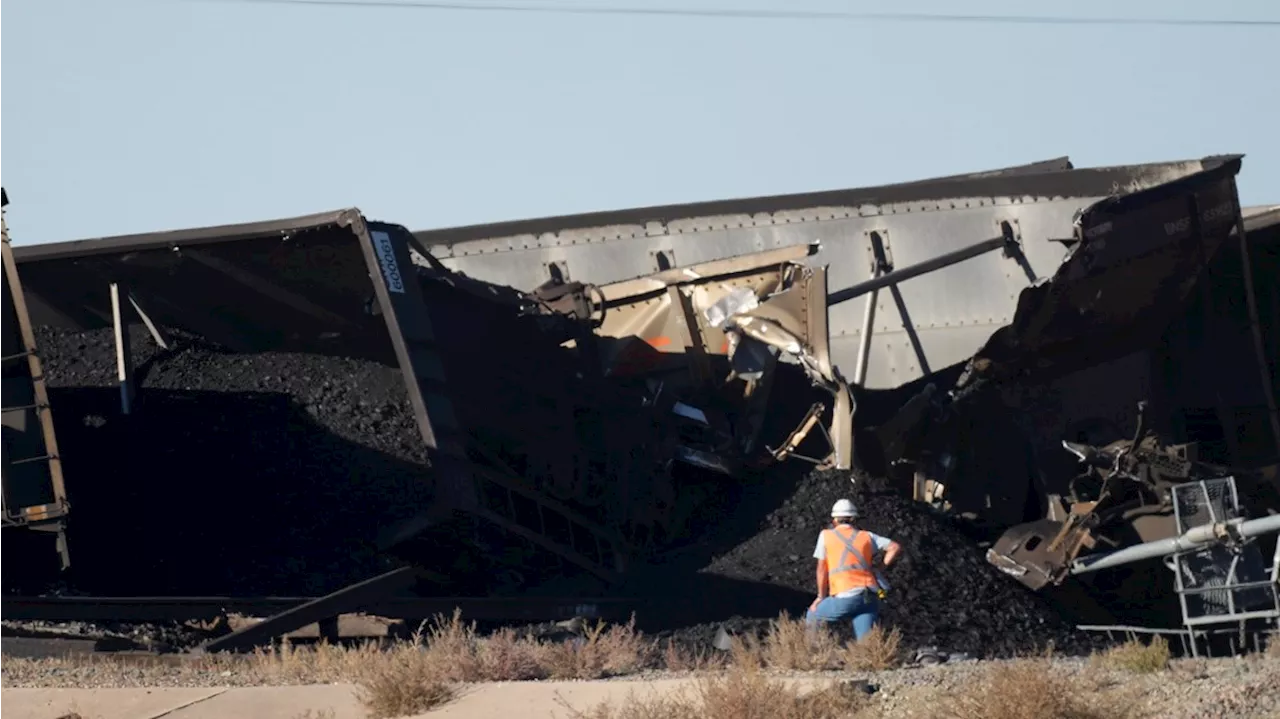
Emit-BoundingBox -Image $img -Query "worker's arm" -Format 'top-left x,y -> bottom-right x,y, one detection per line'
882,540 -> 902,567
815,558 -> 829,599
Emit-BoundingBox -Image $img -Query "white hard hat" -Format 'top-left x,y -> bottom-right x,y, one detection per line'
831,499 -> 857,518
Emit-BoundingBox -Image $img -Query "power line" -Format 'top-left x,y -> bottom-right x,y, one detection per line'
192,0 -> 1280,27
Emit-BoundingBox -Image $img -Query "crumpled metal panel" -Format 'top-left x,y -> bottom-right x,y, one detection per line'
963,157 -> 1244,385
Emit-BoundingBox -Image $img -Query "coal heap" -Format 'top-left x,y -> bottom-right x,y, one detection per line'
23,324 -> 433,596
694,469 -> 1099,657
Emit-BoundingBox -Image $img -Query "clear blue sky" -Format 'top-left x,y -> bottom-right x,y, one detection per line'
3,0 -> 1279,245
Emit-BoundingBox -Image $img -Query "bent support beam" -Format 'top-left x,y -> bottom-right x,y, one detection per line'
128,293 -> 171,350
109,283 -> 135,415
198,566 -> 422,653
829,234 -> 1011,306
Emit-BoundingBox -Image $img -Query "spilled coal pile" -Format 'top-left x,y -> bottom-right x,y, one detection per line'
23,324 -> 433,597
662,468 -> 1101,658
21,324 -> 1095,658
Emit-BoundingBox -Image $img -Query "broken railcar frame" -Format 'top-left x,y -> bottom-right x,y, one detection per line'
10,210 -> 642,584
408,154 -> 1276,522
882,157 -> 1268,522
411,155 -> 1239,398
577,242 -> 855,472
2,189 -> 72,569
9,206 -> 856,594
830,159 -> 1280,635
1070,474 -> 1280,657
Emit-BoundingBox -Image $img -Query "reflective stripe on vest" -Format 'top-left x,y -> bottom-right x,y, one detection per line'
822,525 -> 877,595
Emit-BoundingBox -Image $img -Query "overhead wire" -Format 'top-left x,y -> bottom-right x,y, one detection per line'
191,0 -> 1280,28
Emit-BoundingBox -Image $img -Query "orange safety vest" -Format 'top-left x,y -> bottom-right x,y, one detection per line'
821,525 -> 878,595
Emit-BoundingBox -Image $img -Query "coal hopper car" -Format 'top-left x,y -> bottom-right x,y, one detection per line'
2,189 -> 72,574
5,205 -> 842,599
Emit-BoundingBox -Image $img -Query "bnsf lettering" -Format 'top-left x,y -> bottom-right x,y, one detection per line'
1164,217 -> 1191,236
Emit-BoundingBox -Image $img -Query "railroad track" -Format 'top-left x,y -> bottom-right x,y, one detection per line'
2,592 -> 648,655
2,595 -> 637,624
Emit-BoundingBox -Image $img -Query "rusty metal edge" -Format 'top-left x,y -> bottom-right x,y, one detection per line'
10,208 -> 363,264
1076,156 -> 1244,227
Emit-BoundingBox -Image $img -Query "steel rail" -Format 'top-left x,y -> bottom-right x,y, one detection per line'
1,595 -> 644,624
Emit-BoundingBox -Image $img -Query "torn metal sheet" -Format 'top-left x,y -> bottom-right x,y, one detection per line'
578,242 -> 855,471
863,158 -> 1254,526
960,157 -> 1244,387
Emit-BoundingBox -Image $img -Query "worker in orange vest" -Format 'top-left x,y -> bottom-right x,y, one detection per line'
805,499 -> 902,641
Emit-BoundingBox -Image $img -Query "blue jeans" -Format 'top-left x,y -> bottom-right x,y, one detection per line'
805,591 -> 880,640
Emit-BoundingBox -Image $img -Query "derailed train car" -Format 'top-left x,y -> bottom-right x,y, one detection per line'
2,189 -> 72,571
406,153 -> 1280,633
6,202 -> 847,596
7,155 -> 1277,641
409,154 -> 1277,513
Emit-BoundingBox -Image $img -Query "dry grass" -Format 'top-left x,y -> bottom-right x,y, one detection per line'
935,658 -> 1146,719
350,635 -> 456,718
4,611 -> 914,693
340,610 -> 653,717
411,609 -> 653,681
1091,636 -> 1171,674
659,640 -> 728,672
1266,632 -> 1280,658
564,663 -> 871,719
5,610 -> 917,719
727,612 -> 903,672
841,625 -> 902,672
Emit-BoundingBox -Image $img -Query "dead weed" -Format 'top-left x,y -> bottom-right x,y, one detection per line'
659,640 -> 728,673
726,612 -> 902,672
1266,632 -> 1280,658
351,637 -> 457,719
1091,636 -> 1171,674
565,662 -> 871,719
936,659 -> 1146,719
841,625 -> 902,671
404,609 -> 653,682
